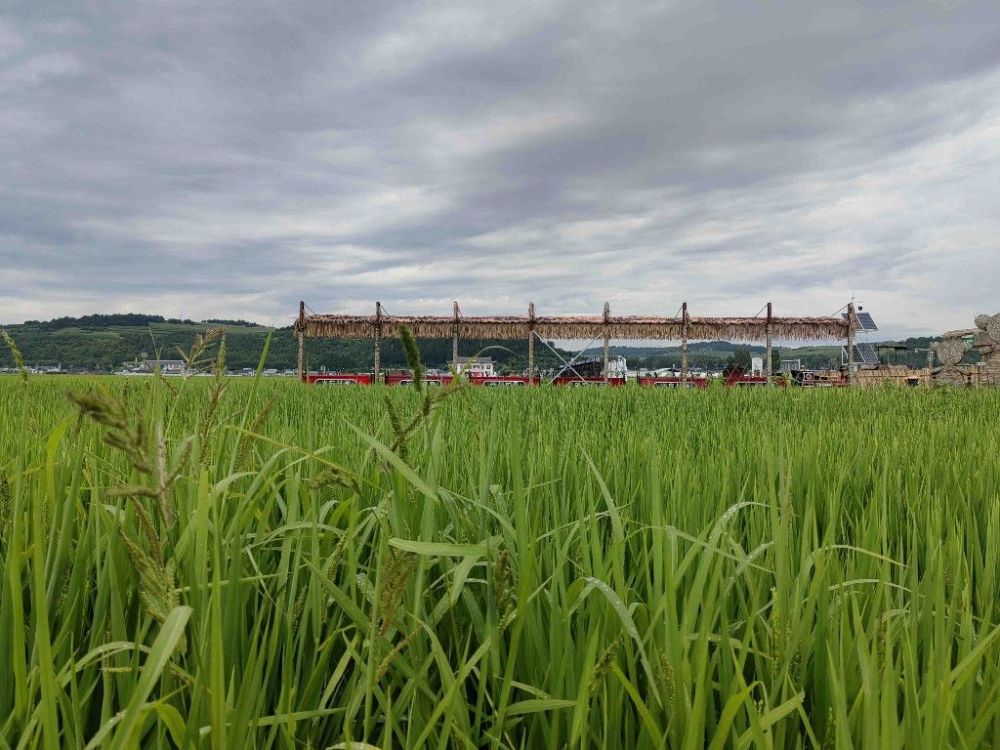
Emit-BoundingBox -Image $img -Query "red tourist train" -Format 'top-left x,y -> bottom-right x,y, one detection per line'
306,373 -> 696,387
304,370 -> 846,388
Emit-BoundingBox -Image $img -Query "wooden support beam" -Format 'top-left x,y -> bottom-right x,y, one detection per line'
374,301 -> 382,383
297,300 -> 305,381
452,301 -> 459,365
681,302 -> 689,383
765,301 -> 773,385
527,301 -> 535,381
602,301 -> 611,380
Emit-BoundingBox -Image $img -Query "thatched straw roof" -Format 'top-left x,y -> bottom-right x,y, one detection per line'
297,313 -> 848,342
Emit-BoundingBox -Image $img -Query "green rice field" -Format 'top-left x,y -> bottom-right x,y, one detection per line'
2,371 -> 1000,748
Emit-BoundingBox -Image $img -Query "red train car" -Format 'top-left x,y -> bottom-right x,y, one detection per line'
385,373 -> 454,387
724,374 -> 770,387
552,376 -> 627,387
637,376 -> 709,389
305,373 -> 373,385
467,375 -> 540,387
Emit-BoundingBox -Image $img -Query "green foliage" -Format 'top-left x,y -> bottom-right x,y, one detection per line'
2,371 -> 1000,747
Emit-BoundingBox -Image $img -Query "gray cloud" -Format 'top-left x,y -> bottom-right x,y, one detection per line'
2,0 -> 999,338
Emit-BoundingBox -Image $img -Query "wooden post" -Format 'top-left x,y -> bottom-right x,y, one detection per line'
681,302 -> 689,383
527,302 -> 535,382
846,302 -> 855,386
297,300 -> 306,382
374,301 -> 382,384
765,302 -> 773,385
602,302 -> 611,380
452,301 -> 459,366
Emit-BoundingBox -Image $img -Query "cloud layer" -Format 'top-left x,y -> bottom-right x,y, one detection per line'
2,1 -> 999,337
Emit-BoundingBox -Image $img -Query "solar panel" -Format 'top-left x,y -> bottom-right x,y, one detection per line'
851,344 -> 879,364
857,312 -> 878,331
843,311 -> 879,331
858,343 -> 879,364
842,345 -> 879,365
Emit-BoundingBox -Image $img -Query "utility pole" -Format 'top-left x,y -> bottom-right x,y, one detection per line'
846,301 -> 856,386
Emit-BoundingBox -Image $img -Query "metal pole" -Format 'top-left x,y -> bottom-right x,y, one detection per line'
374,301 -> 382,384
765,301 -> 773,385
602,301 -> 610,380
297,300 -> 306,381
681,302 -> 689,384
452,301 -> 459,365
846,302 -> 855,386
527,302 -> 535,382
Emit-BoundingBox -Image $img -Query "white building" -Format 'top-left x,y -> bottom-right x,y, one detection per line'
606,355 -> 628,378
139,359 -> 189,375
451,356 -> 495,377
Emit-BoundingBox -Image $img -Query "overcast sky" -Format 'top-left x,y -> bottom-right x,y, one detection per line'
1,1 -> 998,338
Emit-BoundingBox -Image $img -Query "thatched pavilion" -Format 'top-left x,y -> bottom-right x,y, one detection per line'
294,301 -> 856,384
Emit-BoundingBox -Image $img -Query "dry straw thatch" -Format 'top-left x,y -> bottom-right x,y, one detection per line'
297,313 -> 848,342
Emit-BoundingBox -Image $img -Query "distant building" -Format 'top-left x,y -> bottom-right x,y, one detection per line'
139,359 -> 188,375
779,359 -> 802,373
451,356 -> 495,377
751,356 -> 764,376
606,355 -> 628,378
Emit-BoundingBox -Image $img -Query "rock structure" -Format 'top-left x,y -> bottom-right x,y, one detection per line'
932,312 -> 1000,387
973,314 -> 1000,386
931,337 -> 971,386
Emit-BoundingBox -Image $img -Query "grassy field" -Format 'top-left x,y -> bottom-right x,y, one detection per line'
1,370 -> 1000,748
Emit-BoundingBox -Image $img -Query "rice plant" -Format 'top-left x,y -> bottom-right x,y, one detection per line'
1,362 -> 1000,748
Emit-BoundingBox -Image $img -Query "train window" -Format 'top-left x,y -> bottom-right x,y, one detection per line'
484,380 -> 524,387
317,379 -> 357,385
